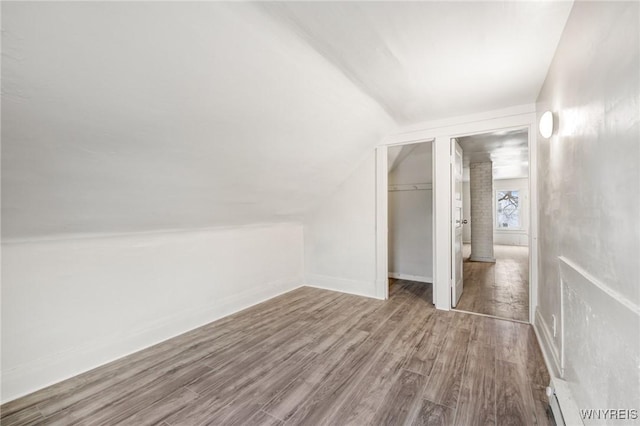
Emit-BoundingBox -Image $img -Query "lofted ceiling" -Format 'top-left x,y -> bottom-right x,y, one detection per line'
458,129 -> 529,181
261,1 -> 574,124
1,2 -> 572,239
1,2 -> 395,239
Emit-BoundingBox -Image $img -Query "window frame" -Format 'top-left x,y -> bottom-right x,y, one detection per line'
495,189 -> 523,231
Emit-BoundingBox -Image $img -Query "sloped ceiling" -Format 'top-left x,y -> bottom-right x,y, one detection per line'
261,1 -> 573,124
388,144 -> 418,173
388,142 -> 433,185
1,2 -> 572,239
1,2 -> 395,239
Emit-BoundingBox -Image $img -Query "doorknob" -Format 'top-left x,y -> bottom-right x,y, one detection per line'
462,219 -> 468,224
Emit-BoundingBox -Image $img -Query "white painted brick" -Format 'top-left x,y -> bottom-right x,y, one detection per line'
469,162 -> 495,261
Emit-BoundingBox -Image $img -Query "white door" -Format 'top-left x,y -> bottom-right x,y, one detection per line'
451,140 -> 464,307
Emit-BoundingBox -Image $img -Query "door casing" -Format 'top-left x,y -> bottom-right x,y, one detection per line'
375,104 -> 538,324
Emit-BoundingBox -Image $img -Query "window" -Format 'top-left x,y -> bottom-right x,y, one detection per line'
496,190 -> 520,229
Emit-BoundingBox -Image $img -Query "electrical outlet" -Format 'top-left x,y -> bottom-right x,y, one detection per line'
552,314 -> 557,337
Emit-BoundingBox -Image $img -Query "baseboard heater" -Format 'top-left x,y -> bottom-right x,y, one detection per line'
546,377 -> 583,425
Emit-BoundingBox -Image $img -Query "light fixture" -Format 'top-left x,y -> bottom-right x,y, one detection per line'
539,111 -> 554,139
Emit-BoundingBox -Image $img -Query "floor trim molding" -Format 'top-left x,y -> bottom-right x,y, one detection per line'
534,308 -> 562,377
305,274 -> 379,299
388,272 -> 432,283
0,278 -> 302,404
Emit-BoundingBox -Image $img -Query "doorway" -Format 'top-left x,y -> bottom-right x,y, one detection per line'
386,141 -> 435,304
375,107 -> 538,319
450,129 -> 531,322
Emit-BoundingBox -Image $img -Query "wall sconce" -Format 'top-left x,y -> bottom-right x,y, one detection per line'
539,111 -> 554,139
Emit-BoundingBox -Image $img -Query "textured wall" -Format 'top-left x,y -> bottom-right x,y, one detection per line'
536,1 -> 639,420
470,162 -> 495,261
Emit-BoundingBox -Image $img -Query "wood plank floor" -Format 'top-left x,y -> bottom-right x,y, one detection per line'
456,244 -> 529,322
1,281 -> 553,425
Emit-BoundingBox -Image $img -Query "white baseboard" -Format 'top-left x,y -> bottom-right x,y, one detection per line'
305,274 -> 379,299
0,278 -> 301,404
469,256 -> 496,263
534,308 -> 562,377
388,272 -> 432,283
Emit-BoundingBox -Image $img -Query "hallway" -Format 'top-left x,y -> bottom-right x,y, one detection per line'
456,245 -> 529,322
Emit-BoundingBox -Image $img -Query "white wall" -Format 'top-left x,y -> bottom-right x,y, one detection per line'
0,223 -> 304,403
494,178 -> 529,246
388,143 -> 433,282
304,151 -> 378,297
2,1 -> 395,405
535,1 -> 639,421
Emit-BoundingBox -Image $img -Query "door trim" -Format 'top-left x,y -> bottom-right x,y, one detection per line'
451,139 -> 463,307
376,140 -> 435,303
376,104 -> 538,324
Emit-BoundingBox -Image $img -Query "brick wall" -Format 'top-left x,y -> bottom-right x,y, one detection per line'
470,162 -> 495,262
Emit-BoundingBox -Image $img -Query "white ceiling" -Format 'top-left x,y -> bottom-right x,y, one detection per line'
458,129 -> 529,180
1,2 -> 571,239
262,1 -> 573,124
1,2 -> 394,239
